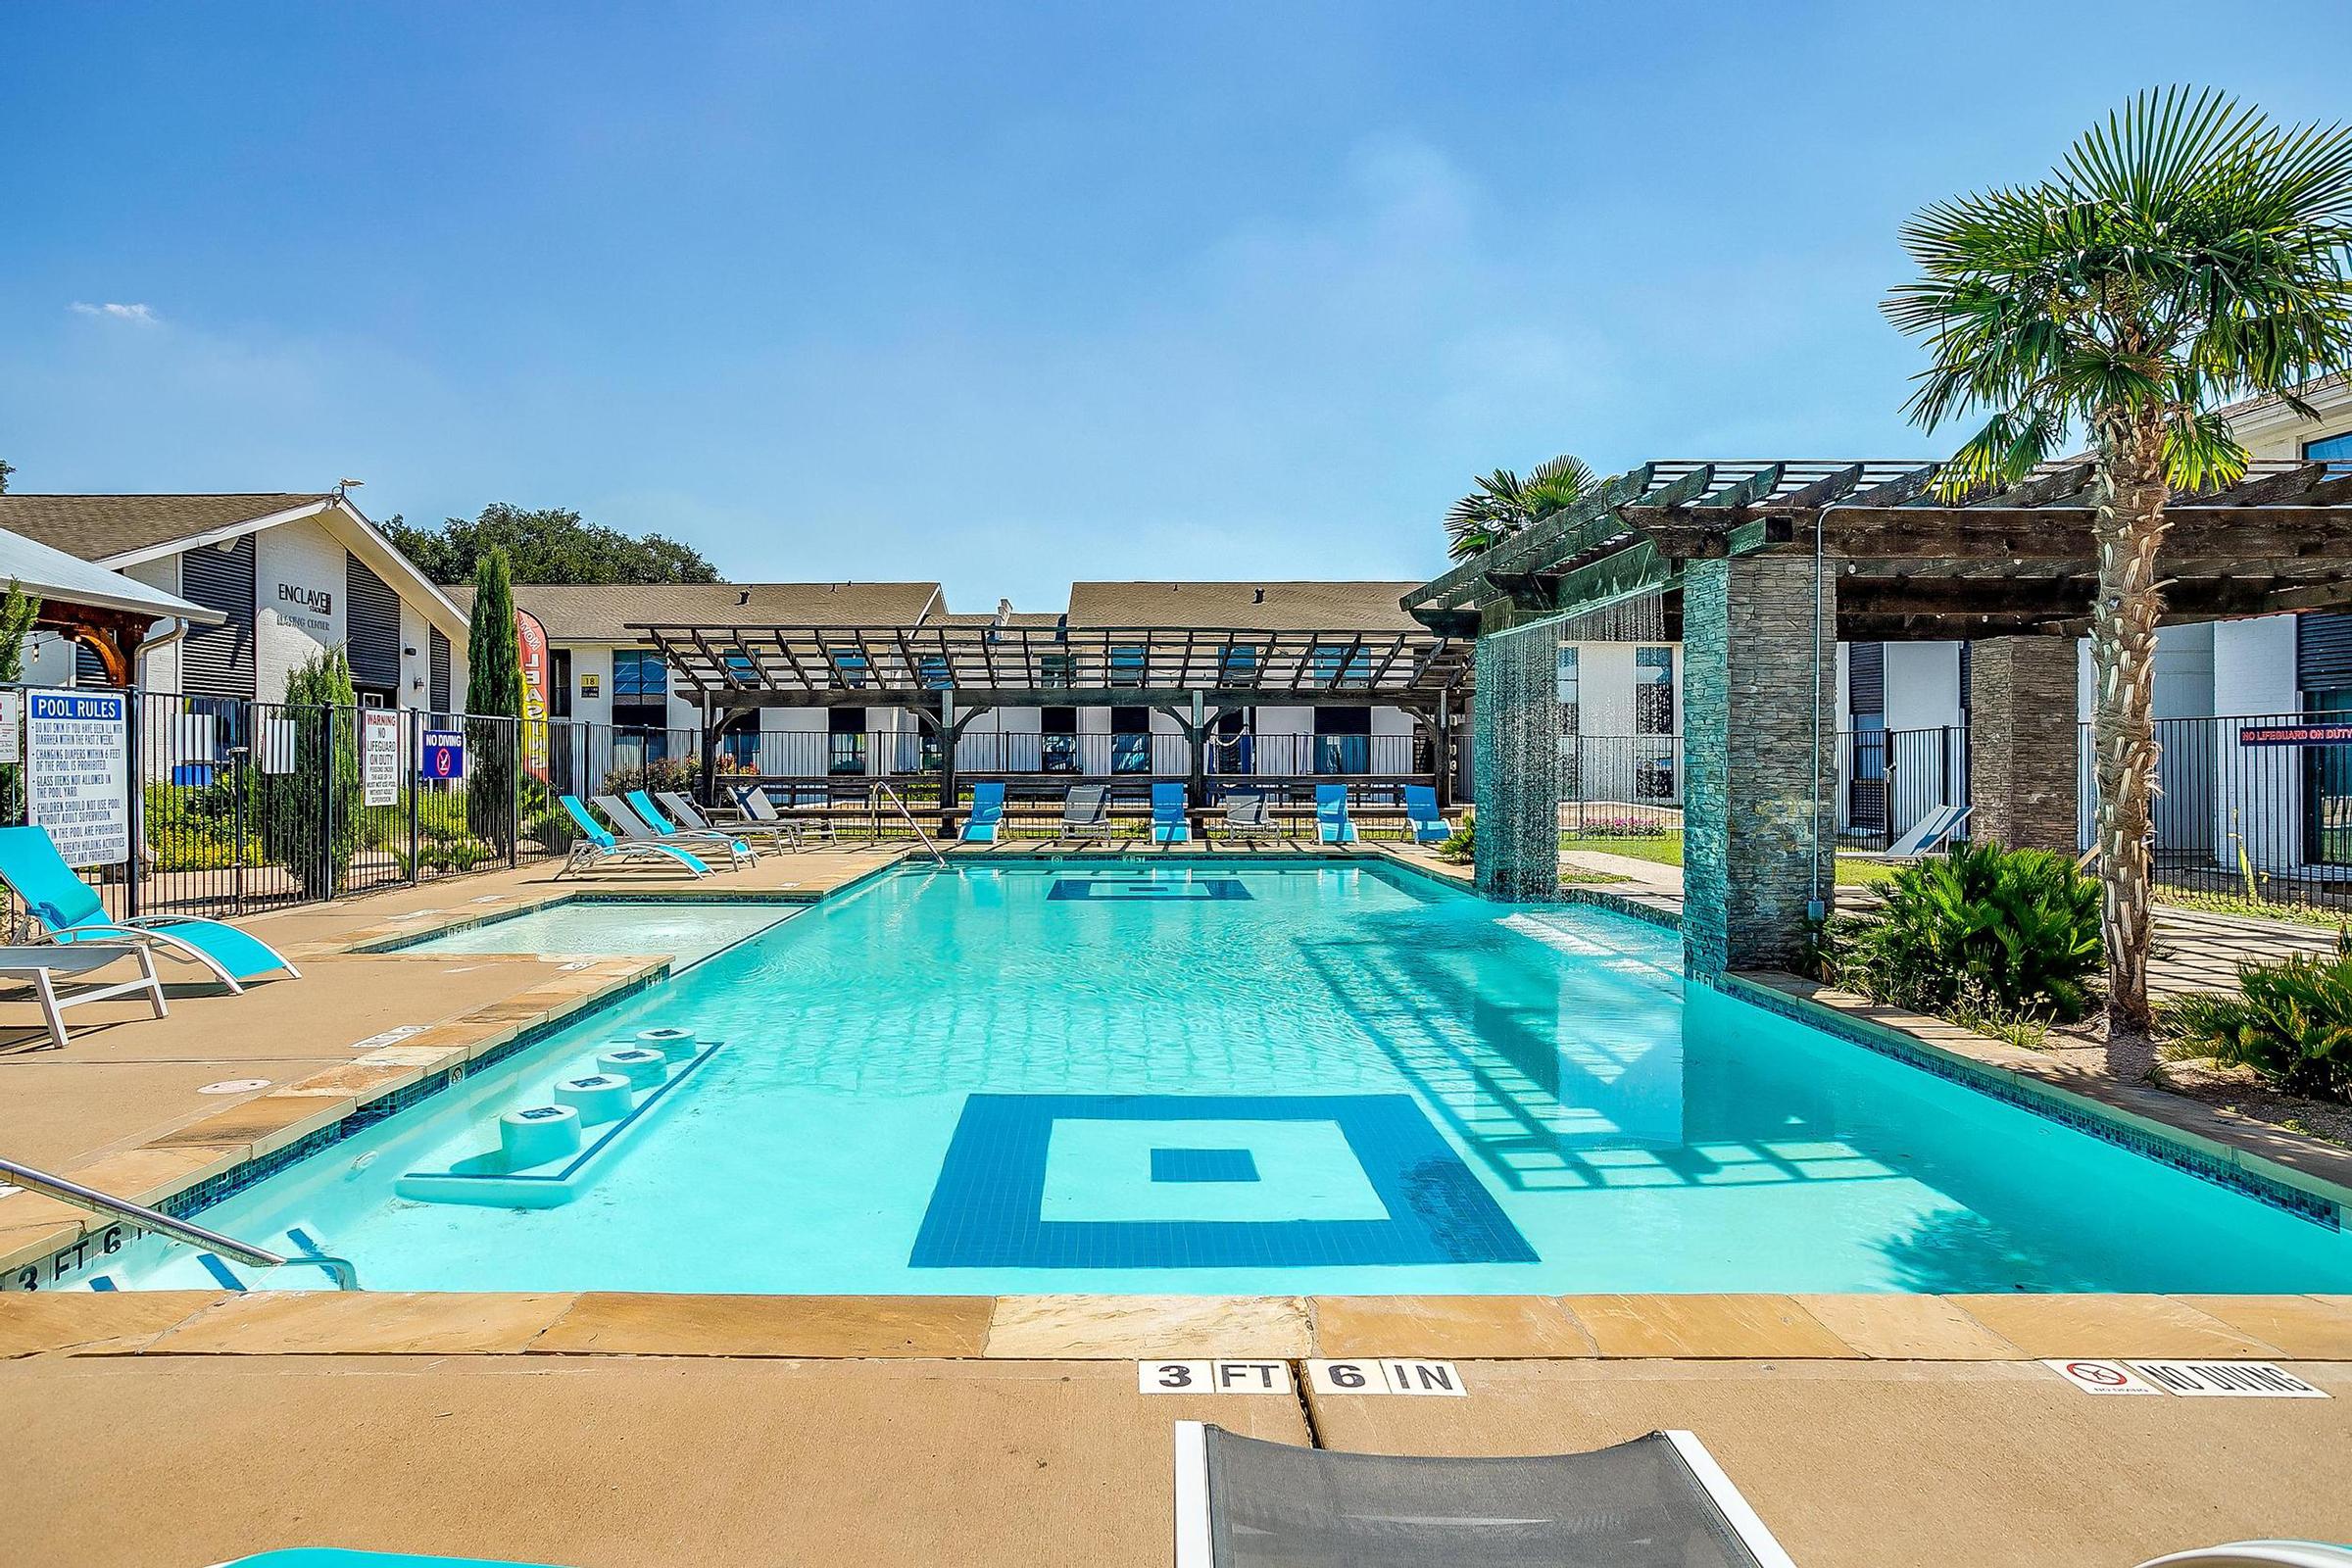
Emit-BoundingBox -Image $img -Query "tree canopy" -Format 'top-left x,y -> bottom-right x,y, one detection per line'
386,503 -> 721,586
1443,455 -> 1599,561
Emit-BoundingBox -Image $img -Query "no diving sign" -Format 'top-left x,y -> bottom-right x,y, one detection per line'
2046,1359 -> 2328,1398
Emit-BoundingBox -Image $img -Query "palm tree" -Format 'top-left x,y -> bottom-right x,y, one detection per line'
1444,454 -> 1598,561
1885,87 -> 2352,1034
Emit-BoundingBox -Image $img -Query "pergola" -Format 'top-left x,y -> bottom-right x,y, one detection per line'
1406,457 -> 2352,975
629,619 -> 1476,825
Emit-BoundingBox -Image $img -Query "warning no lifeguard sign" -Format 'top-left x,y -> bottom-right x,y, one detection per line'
26,690 -> 128,868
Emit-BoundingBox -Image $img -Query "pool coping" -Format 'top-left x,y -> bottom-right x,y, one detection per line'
7,845 -> 2351,1372
6,1287 -> 2352,1364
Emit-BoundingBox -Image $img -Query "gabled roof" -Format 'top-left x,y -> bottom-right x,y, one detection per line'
0,494 -> 335,564
1068,581 -> 1424,632
0,526 -> 221,623
452,581 -> 947,641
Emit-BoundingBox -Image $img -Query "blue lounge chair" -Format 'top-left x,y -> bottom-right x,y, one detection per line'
1403,785 -> 1450,844
1315,785 -> 1357,844
624,789 -> 757,865
1151,782 -> 1191,844
962,781 -> 1005,843
557,797 -> 710,880
0,824 -> 299,994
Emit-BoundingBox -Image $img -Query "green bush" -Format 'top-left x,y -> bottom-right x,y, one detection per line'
2165,953 -> 2352,1102
258,650 -> 365,898
1822,841 -> 2103,1024
1440,809 -> 1474,862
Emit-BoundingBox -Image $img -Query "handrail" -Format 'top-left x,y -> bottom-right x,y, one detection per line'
868,782 -> 947,866
0,1153 -> 361,1291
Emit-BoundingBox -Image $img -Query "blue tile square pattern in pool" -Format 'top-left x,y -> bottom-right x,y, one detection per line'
1046,877 -> 1250,901
1152,1148 -> 1258,1184
909,1092 -> 1539,1269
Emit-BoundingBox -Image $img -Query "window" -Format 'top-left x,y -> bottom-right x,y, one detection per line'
1556,646 -> 1580,737
1313,707 -> 1372,775
1634,648 -> 1675,736
1040,652 -> 1074,689
719,712 -> 760,767
1209,710 -> 1251,774
829,707 -> 866,774
2307,431 -> 2352,466
1220,643 -> 1259,684
827,647 -> 869,689
1309,643 -> 1374,687
1110,705 -> 1152,773
917,654 -> 952,691
1109,644 -> 1147,688
612,649 -> 667,701
1041,708 -> 1078,774
549,650 -> 573,718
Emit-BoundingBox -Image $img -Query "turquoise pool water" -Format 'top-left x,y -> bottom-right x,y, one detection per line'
111,861 -> 2352,1294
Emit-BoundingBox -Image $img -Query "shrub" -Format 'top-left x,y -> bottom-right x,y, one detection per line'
258,650 -> 364,898
1823,841 -> 2103,1024
1440,809 -> 1474,862
596,753 -> 750,798
2165,953 -> 2352,1102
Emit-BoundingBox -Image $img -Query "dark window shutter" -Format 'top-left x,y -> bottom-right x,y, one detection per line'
2298,612 -> 2352,696
73,642 -> 110,685
345,553 -> 401,690
1848,642 -> 1886,715
179,535 -> 258,699
428,627 -> 452,712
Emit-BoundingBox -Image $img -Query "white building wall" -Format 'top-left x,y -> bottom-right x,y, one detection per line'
253,516 -> 349,702
2213,614 -> 2305,873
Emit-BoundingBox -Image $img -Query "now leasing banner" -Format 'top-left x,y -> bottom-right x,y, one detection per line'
26,689 -> 129,868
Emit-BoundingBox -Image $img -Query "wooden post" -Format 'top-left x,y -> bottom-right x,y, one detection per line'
697,706 -> 721,808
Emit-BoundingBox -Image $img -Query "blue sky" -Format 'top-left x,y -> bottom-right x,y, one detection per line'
3,2 -> 2343,608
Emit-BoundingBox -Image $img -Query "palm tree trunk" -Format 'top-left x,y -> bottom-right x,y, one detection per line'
2088,407 -> 2172,1035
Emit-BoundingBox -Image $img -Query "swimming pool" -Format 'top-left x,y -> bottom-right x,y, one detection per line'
102,860 -> 2352,1294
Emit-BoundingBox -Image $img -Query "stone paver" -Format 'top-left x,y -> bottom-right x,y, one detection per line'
146,1291 -> 580,1355
0,1291 -> 219,1356
984,1294 -> 1311,1358
1948,1293 -> 2279,1358
1310,1295 -> 1596,1358
2164,1295 -> 2352,1360
1561,1294 -> 1861,1359
533,1292 -> 994,1357
1794,1293 -> 2024,1360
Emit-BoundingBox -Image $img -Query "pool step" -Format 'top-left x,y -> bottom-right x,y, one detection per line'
75,1222 -> 341,1293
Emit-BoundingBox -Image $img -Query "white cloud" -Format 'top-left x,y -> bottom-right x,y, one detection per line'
69,301 -> 159,324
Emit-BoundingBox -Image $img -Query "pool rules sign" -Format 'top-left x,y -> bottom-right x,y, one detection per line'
27,690 -> 129,868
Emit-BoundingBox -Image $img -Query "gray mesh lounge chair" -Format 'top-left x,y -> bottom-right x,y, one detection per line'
658,789 -> 796,855
1218,790 -> 1285,843
1883,803 -> 1972,858
736,784 -> 831,847
1057,783 -> 1117,842
1175,1422 -> 1796,1568
592,794 -> 754,868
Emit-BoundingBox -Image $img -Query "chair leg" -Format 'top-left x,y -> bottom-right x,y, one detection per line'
140,947 -> 169,1020
31,969 -> 67,1051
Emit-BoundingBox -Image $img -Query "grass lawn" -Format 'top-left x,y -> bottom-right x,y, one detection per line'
1562,832 -> 1896,889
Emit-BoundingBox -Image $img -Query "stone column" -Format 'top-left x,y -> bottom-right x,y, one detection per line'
1682,554 -> 1838,976
1471,621 -> 1560,901
1967,635 -> 2081,852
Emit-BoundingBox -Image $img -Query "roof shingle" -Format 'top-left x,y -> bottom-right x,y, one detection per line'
0,494 -> 332,563
451,581 -> 947,640
1066,580 -> 1423,631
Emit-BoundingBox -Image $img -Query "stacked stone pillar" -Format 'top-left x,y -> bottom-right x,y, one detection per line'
1682,554 -> 1838,976
1966,635 -> 2081,852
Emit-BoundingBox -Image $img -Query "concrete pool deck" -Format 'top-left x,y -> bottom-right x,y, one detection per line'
5,842 -> 2352,1561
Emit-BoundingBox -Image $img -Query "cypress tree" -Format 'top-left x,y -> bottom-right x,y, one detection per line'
465,547 -> 524,847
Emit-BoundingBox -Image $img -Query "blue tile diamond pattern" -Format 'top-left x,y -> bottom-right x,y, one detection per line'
910,1093 -> 1539,1269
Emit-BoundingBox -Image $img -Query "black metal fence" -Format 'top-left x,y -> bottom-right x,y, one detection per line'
1838,726 -> 1970,853
2,686 -> 553,924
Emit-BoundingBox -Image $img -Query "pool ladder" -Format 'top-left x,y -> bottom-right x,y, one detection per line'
0,1153 -> 362,1291
868,782 -> 948,867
